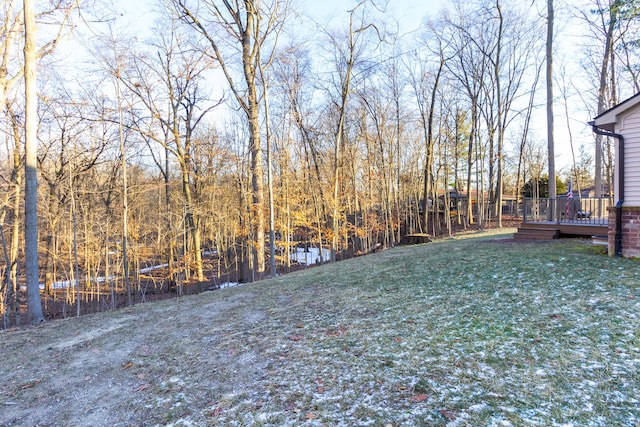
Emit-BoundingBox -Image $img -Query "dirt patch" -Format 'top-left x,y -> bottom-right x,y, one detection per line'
0,289 -> 262,426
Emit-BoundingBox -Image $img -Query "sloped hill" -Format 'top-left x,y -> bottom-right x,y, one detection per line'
2,230 -> 639,426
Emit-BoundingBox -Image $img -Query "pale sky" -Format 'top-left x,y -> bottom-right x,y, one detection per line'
303,0 -> 442,31
105,0 -> 597,171
114,0 -> 442,36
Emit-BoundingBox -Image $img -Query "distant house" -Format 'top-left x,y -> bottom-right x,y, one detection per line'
579,185 -> 610,198
590,92 -> 640,257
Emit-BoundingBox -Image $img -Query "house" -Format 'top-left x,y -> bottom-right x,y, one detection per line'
578,185 -> 610,198
590,92 -> 640,257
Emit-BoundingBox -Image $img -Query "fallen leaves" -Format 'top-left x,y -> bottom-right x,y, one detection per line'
439,409 -> 456,420
19,379 -> 42,390
137,345 -> 152,357
325,326 -> 348,337
412,393 -> 428,402
134,383 -> 150,392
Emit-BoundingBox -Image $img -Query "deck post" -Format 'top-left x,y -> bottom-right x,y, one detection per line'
550,198 -> 558,224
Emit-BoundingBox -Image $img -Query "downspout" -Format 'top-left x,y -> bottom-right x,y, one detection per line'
588,121 -> 624,257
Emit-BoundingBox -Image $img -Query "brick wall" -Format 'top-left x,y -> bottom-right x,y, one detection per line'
608,206 -> 640,258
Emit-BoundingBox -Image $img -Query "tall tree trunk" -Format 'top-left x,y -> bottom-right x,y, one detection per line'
9,167 -> 20,322
180,159 -> 205,282
42,184 -> 60,296
69,167 -> 80,317
248,96 -> 266,276
595,0 -> 617,197
241,6 -> 266,277
495,0 -> 504,228
1,207 -> 11,327
417,63 -> 443,234
465,100 -> 477,228
261,69 -> 277,277
546,0 -> 556,215
23,0 -> 44,324
115,70 -> 132,306
7,108 -> 22,323
331,44 -> 354,262
516,62 -> 541,214
164,145 -> 176,286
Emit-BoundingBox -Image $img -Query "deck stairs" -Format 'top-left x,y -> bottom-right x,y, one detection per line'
514,221 -> 608,240
514,226 -> 559,240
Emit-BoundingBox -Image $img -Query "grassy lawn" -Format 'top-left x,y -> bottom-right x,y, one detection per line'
2,230 -> 639,426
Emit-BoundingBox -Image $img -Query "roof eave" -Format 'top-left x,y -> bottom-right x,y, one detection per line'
591,119 -> 616,132
592,92 -> 640,130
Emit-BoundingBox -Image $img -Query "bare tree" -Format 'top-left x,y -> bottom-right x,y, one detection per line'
515,58 -> 543,210
0,1 -> 77,113
442,2 -> 489,228
409,21 -> 447,235
0,0 -> 79,326
118,19 -> 219,284
258,61 -> 277,276
491,1 -> 540,226
23,0 -> 44,323
171,0 -> 290,278
1,104 -> 24,326
547,0 -> 556,212
579,0 -> 640,198
320,0 -> 385,260
274,46 -> 330,262
0,1 -> 23,113
37,82 -> 106,298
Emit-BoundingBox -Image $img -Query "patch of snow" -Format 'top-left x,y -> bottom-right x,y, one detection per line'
469,402 -> 489,412
219,282 -> 241,289
290,247 -> 331,265
139,263 -> 168,273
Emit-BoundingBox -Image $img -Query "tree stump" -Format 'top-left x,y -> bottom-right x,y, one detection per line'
400,234 -> 432,245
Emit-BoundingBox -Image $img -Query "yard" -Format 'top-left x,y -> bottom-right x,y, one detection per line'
1,229 -> 639,426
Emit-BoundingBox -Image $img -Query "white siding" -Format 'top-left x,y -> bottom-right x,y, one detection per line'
617,106 -> 640,206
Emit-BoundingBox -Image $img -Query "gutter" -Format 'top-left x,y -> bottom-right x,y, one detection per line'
588,121 -> 624,257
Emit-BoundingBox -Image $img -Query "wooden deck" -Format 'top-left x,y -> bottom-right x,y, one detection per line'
514,221 -> 608,240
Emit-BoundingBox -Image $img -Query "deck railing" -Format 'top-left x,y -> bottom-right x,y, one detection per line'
522,196 -> 610,225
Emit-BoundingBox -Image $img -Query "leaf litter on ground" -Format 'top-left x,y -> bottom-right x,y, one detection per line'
1,229 -> 639,426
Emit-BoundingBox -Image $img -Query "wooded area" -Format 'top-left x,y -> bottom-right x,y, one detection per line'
1,0 -> 639,327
